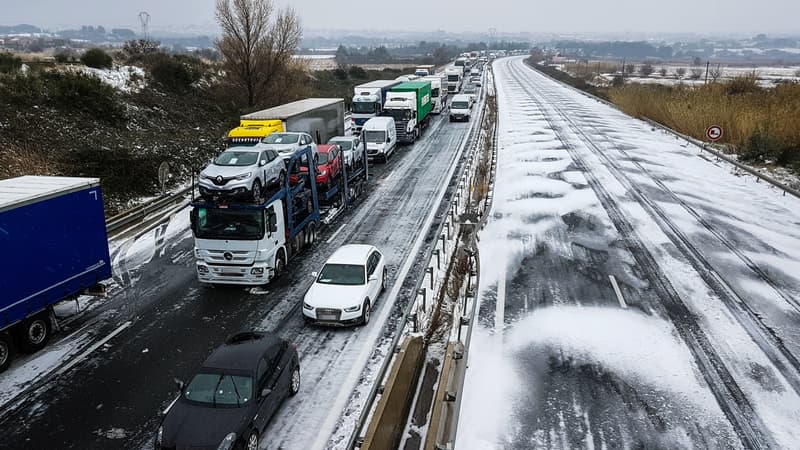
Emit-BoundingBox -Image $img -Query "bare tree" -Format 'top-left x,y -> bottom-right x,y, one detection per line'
689,68 -> 703,80
709,64 -> 723,82
639,63 -> 654,77
625,64 -> 636,75
659,67 -> 668,77
215,0 -> 303,107
676,67 -> 687,78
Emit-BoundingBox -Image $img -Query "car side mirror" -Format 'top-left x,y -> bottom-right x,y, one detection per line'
261,388 -> 272,398
259,160 -> 267,166
386,137 -> 391,143
311,271 -> 318,278
174,378 -> 186,392
369,274 -> 378,282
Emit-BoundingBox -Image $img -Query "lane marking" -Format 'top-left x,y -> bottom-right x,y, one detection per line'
56,321 -> 132,376
325,224 -> 346,244
609,275 -> 627,309
163,394 -> 180,415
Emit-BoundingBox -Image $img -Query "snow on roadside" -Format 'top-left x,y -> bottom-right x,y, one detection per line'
68,65 -> 147,93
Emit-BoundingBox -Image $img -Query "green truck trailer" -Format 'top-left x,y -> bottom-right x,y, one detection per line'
382,81 -> 432,143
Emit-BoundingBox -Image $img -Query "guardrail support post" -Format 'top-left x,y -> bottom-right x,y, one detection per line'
433,249 -> 441,269
418,288 -> 427,314
425,267 -> 434,290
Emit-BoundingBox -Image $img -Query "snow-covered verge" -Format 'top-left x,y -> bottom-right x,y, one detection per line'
68,65 -> 147,93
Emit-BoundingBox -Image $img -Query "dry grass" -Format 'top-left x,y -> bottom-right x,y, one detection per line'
609,76 -> 800,167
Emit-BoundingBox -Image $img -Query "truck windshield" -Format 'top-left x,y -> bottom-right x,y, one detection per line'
364,130 -> 386,143
352,101 -> 376,114
194,208 -> 264,240
447,75 -> 459,81
214,151 -> 259,166
384,109 -> 410,121
184,372 -> 253,407
263,133 -> 299,144
317,264 -> 365,285
431,88 -> 440,97
452,101 -> 469,109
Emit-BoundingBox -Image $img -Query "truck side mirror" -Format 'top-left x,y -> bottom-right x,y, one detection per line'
386,137 -> 391,143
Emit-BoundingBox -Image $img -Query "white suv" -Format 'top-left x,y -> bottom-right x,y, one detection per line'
262,132 -> 318,163
327,135 -> 365,170
199,146 -> 286,202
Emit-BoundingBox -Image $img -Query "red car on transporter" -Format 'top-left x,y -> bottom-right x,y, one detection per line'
290,144 -> 342,190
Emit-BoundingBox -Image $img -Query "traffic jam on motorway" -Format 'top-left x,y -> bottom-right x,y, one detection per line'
0,55 -> 489,449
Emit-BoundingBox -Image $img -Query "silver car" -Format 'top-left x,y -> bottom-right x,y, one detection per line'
327,135 -> 365,169
262,132 -> 318,163
199,146 -> 286,202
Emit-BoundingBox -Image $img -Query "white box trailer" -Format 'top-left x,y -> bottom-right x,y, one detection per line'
242,98 -> 345,144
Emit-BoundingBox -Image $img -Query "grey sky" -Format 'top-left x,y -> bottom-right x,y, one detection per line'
1,0 -> 798,35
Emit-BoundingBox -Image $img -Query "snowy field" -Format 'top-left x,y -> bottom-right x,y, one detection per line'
457,56 -> 800,449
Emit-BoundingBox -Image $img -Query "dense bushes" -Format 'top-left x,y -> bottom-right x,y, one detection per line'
0,52 -> 22,73
608,78 -> 800,169
81,48 -> 113,69
149,55 -> 203,92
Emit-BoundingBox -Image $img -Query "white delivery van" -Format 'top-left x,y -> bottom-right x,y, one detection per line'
363,116 -> 397,162
449,94 -> 472,122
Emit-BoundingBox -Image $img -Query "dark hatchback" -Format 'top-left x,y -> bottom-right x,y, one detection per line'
156,332 -> 300,450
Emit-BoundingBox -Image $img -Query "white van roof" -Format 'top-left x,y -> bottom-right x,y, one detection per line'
452,94 -> 471,102
363,116 -> 394,129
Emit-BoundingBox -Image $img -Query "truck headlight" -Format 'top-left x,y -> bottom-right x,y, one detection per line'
251,267 -> 264,275
197,265 -> 209,274
217,432 -> 236,450
156,426 -> 163,446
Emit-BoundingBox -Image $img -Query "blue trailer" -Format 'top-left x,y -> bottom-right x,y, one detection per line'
0,176 -> 112,373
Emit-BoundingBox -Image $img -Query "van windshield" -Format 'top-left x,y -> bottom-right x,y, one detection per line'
365,130 -> 387,143
451,101 -> 469,109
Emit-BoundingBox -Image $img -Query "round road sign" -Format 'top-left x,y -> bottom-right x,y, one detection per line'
706,125 -> 723,142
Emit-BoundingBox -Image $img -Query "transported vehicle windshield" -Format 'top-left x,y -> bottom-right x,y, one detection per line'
330,140 -> 352,151
184,372 -> 253,407
317,263 -> 365,285
318,152 -> 330,164
452,101 -> 469,109
263,133 -> 299,144
214,151 -> 258,167
364,131 -> 386,143
352,102 -> 376,114
194,208 -> 264,240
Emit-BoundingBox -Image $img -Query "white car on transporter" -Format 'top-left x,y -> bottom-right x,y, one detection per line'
302,244 -> 387,326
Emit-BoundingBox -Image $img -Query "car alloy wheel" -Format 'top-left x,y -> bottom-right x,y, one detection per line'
247,431 -> 258,450
0,337 -> 10,371
362,300 -> 371,325
290,366 -> 300,396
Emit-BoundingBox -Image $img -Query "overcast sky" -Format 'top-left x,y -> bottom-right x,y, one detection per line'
1,0 -> 798,35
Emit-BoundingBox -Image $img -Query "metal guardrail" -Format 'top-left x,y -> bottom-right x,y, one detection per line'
348,76 -> 490,450
105,185 -> 193,236
523,59 -> 800,200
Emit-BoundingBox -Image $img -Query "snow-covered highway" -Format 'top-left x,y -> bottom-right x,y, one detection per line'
0,111 -> 475,449
457,56 -> 800,449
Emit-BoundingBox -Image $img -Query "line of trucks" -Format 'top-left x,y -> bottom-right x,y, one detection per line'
0,62 -> 476,374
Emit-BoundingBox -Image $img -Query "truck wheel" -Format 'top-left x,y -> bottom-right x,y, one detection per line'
306,223 -> 317,247
20,313 -> 52,353
274,252 -> 286,277
0,332 -> 14,373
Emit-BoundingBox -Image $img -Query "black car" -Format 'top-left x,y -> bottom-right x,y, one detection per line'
156,332 -> 300,450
